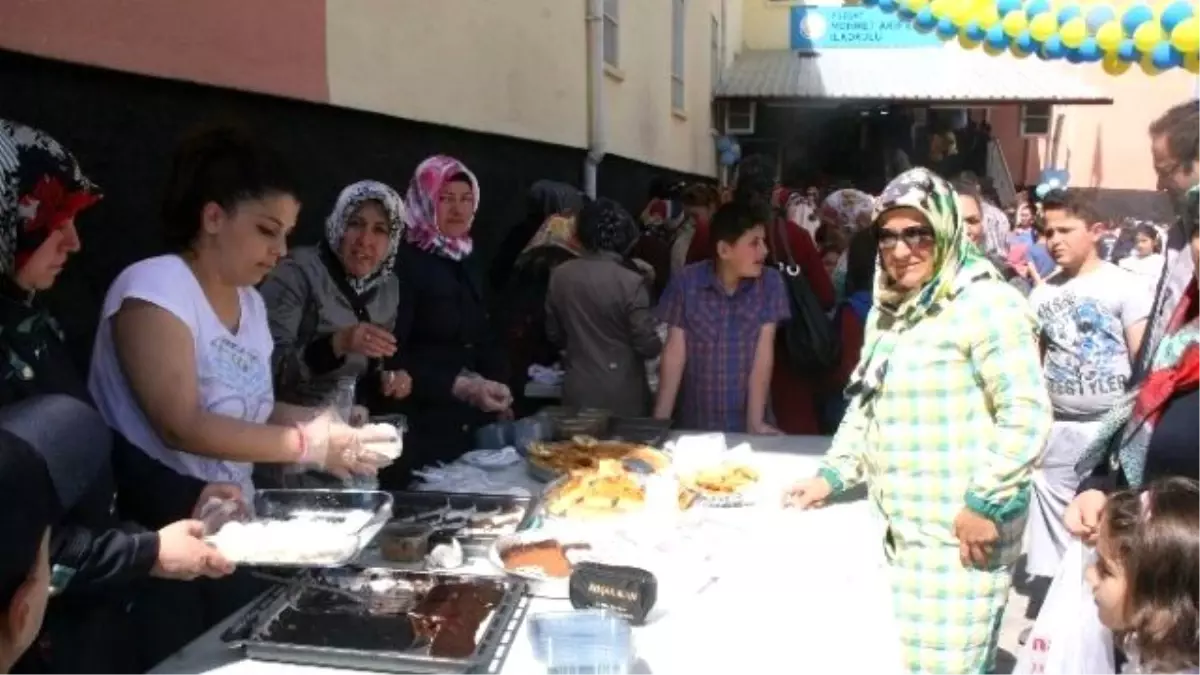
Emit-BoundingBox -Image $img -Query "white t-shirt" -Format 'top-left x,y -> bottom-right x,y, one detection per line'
88,255 -> 276,496
1030,262 -> 1153,419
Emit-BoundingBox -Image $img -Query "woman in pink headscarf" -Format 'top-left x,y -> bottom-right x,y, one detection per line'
380,155 -> 511,487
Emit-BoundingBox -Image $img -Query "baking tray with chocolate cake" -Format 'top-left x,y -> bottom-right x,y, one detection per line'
233,568 -> 527,674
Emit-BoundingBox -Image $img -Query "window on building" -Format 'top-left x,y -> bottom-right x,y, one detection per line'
603,0 -> 620,68
1020,103 -> 1053,137
671,0 -> 686,111
711,15 -> 721,87
725,100 -> 756,135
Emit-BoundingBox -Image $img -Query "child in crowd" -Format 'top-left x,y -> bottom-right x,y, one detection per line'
1089,477 -> 1199,675
1026,189 -> 1153,582
652,201 -> 789,433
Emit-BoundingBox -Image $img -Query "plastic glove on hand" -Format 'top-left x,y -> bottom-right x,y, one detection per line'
353,422 -> 403,468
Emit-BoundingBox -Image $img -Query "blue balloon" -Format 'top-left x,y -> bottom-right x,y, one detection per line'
1035,183 -> 1051,199
1056,5 -> 1082,24
1116,39 -> 1141,63
1025,0 -> 1051,17
716,136 -> 733,153
719,150 -> 738,167
1159,0 -> 1195,33
936,17 -> 958,38
915,7 -> 937,30
730,143 -> 742,159
1151,43 -> 1185,69
877,0 -> 898,13
1084,5 -> 1116,33
1121,4 -> 1155,36
1042,35 -> 1065,59
897,7 -> 915,19
997,0 -> 1023,16
1015,31 -> 1037,53
1078,37 -> 1103,62
1065,48 -> 1084,63
985,24 -> 1010,49
862,0 -> 880,5
965,21 -> 986,41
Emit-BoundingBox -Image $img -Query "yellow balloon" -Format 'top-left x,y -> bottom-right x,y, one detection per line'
1132,22 -> 1164,54
958,33 -> 981,49
1101,54 -> 1131,75
931,0 -> 951,19
975,3 -> 1001,28
1139,53 -> 1162,75
1010,41 -> 1032,58
950,0 -> 974,26
1029,13 -> 1059,42
1060,17 -> 1088,48
1095,21 -> 1124,53
1002,10 -> 1028,38
904,0 -> 930,12
1172,17 -> 1200,54
1185,52 -> 1200,73
983,42 -> 1006,55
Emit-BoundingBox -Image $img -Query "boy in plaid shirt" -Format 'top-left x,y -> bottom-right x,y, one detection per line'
652,201 -> 790,432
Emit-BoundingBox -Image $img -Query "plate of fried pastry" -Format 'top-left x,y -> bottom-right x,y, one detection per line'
525,435 -> 670,482
541,459 -> 697,520
677,461 -> 761,507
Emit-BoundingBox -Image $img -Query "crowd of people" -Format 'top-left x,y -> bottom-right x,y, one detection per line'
0,93 -> 1194,675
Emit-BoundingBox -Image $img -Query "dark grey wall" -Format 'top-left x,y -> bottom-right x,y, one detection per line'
0,49 -> 709,368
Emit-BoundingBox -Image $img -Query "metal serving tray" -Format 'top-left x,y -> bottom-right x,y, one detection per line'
206,489 -> 393,568
232,568 -> 528,674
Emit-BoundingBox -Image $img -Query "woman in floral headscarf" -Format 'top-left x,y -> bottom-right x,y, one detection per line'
383,156 -> 510,487
785,168 -> 1052,674
261,180 -> 410,411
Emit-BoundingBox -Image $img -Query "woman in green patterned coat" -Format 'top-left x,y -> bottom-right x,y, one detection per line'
786,167 -> 1052,674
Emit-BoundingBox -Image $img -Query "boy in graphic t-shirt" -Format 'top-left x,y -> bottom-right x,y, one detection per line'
1024,190 -> 1154,581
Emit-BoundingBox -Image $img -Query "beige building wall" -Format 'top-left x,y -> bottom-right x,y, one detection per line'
325,0 -> 589,150
601,0 -> 729,177
327,0 -> 730,177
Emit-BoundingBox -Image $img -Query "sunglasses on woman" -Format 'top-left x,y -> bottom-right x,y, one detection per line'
876,226 -> 936,251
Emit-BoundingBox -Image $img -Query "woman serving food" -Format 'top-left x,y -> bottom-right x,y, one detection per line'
785,168 -> 1051,674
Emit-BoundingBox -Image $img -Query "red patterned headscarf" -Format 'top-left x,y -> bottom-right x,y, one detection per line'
0,120 -> 100,276
402,155 -> 479,261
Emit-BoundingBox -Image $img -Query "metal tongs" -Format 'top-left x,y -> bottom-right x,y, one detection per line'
248,571 -> 373,604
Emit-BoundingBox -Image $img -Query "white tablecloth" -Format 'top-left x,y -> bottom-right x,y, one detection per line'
153,434 -> 905,674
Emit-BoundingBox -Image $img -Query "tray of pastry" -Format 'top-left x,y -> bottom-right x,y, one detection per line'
362,487 -> 537,562
525,435 -> 671,483
235,568 -> 528,674
538,460 -> 697,521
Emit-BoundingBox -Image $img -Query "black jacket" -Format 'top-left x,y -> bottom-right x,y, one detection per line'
381,245 -> 507,484
0,281 -> 204,672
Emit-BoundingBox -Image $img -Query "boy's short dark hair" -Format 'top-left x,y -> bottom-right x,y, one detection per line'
1149,99 -> 1199,169
1040,188 -> 1104,225
710,201 -> 763,250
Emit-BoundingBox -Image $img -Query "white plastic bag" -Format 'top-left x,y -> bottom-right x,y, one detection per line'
1014,539 -> 1116,675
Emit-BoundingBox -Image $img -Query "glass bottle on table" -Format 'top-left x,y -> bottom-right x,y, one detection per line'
331,376 -> 378,491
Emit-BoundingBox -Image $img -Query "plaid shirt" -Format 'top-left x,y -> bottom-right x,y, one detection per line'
655,262 -> 790,431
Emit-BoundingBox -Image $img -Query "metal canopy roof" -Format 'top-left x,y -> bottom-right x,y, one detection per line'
715,47 -> 1113,104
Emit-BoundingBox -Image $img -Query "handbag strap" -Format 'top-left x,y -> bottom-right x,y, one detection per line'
767,214 -> 801,277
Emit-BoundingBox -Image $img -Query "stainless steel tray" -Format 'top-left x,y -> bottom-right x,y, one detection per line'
206,489 -> 393,568
231,568 -> 528,674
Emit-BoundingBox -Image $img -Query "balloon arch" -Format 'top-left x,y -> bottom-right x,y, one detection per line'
850,0 -> 1199,74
